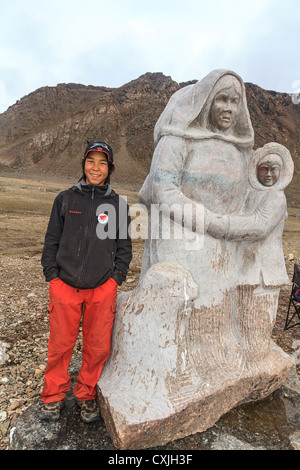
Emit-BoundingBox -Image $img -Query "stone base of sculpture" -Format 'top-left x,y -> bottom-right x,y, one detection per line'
97,262 -> 293,450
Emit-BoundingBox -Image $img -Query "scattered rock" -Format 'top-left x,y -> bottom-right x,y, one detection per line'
8,400 -> 21,412
211,434 -> 266,450
0,411 -> 7,422
289,431 -> 300,450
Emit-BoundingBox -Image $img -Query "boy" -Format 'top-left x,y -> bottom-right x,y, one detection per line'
40,141 -> 132,422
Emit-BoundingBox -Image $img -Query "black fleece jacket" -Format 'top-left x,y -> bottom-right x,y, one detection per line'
41,180 -> 132,289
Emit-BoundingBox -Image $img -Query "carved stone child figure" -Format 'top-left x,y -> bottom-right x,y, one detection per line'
207,142 -> 294,363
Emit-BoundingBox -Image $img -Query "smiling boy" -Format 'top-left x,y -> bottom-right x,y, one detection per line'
84,150 -> 109,186
40,141 -> 132,423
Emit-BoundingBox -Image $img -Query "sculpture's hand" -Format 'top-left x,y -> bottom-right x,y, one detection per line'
206,211 -> 229,239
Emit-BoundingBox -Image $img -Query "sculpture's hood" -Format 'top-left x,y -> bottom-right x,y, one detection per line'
154,69 -> 254,149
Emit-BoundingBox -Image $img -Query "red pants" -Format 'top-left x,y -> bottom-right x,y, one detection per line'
41,277 -> 117,403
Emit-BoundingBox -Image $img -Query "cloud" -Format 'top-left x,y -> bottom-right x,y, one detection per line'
0,0 -> 299,113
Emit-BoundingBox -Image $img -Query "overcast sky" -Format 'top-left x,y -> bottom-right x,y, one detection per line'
0,0 -> 299,113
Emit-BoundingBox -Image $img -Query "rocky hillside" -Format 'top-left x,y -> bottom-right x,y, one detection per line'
0,72 -> 299,203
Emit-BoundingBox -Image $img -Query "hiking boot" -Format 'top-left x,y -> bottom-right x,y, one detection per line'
77,399 -> 100,423
41,401 -> 64,422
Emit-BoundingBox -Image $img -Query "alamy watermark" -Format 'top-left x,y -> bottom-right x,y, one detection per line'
291,80 -> 300,105
95,198 -> 205,251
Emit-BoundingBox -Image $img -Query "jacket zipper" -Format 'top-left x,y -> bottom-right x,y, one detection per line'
111,250 -> 116,275
77,186 -> 95,290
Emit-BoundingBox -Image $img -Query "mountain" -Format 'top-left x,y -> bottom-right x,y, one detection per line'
0,72 -> 299,203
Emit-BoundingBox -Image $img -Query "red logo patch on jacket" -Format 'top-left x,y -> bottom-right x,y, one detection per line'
98,213 -> 108,224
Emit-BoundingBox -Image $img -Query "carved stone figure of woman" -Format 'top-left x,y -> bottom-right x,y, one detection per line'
97,72 -> 294,449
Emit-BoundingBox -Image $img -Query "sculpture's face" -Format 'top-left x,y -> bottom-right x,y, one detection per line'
210,87 -> 240,132
257,155 -> 282,186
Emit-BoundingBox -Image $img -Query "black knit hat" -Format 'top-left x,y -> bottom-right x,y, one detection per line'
83,141 -> 114,165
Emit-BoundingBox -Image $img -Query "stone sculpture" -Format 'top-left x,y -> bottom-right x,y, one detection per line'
97,70 -> 294,449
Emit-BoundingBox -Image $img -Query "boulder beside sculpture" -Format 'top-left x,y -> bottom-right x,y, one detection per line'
97,70 -> 294,449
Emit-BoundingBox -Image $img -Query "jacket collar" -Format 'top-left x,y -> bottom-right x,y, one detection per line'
73,179 -> 113,197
